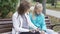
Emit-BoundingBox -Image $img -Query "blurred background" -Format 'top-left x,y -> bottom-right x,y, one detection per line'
0,0 -> 60,34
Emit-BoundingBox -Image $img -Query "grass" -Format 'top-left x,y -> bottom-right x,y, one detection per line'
46,4 -> 60,11
46,1 -> 60,11
53,26 -> 60,32
49,16 -> 60,32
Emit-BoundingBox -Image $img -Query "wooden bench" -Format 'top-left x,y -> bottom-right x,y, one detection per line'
0,19 -> 12,33
45,16 -> 60,30
45,16 -> 60,34
0,16 -> 60,34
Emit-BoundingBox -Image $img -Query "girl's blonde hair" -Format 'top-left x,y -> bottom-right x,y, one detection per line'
32,2 -> 43,19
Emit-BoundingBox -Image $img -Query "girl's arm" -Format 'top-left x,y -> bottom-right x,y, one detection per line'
41,14 -> 47,32
27,15 -> 38,30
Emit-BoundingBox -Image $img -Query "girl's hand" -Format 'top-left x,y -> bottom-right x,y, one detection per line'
35,28 -> 40,32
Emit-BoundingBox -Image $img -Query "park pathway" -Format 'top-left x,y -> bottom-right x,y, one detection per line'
46,9 -> 60,18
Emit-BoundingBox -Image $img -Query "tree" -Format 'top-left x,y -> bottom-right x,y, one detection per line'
0,0 -> 19,18
33,0 -> 42,3
51,0 -> 57,8
55,0 -> 57,8
47,0 -> 51,3
42,0 -> 46,15
51,0 -> 55,6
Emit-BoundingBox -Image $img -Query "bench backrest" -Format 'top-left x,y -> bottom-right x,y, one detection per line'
0,19 -> 12,33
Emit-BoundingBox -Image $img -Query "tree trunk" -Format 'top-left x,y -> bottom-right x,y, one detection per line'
42,0 -> 46,15
51,0 -> 55,6
55,0 -> 57,8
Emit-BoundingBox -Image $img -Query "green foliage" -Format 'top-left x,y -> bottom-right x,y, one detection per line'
47,0 -> 51,3
47,0 -> 56,4
0,0 -> 19,18
33,0 -> 42,3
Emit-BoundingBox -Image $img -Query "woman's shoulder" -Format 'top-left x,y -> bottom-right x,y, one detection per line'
12,11 -> 18,18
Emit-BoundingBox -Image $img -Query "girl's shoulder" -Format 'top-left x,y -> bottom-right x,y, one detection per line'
40,13 -> 45,19
29,13 -> 33,16
40,13 -> 45,17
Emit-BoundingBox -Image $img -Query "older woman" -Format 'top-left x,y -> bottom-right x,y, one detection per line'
12,1 -> 39,34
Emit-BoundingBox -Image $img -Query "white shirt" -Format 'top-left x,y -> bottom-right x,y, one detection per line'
12,11 -> 37,33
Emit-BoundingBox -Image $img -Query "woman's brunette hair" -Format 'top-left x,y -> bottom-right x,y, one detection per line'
17,0 -> 30,15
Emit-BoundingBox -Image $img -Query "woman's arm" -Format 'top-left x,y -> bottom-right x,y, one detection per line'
27,15 -> 38,30
12,15 -> 29,32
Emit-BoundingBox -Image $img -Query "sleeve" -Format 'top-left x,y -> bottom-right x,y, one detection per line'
27,15 -> 38,30
12,15 -> 29,32
41,14 -> 47,31
28,20 -> 38,30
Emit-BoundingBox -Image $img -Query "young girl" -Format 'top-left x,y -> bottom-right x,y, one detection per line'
29,2 -> 47,34
29,2 -> 58,34
12,1 -> 39,34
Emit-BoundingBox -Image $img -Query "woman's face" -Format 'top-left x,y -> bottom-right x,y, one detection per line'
35,8 -> 43,15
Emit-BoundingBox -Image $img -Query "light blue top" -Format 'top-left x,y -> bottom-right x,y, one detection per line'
29,13 -> 47,31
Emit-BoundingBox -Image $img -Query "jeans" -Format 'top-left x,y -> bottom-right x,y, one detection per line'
20,31 -> 40,34
46,29 -> 58,34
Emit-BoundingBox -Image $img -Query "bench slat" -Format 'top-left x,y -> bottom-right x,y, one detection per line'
0,28 -> 12,33
0,24 -> 12,29
0,21 -> 12,24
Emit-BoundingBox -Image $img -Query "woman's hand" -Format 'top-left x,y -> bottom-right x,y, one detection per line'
29,29 -> 35,33
40,31 -> 45,34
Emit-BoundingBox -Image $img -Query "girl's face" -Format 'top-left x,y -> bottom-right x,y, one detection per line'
35,8 -> 43,15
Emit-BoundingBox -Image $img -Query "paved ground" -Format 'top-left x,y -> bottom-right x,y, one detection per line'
46,9 -> 60,18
